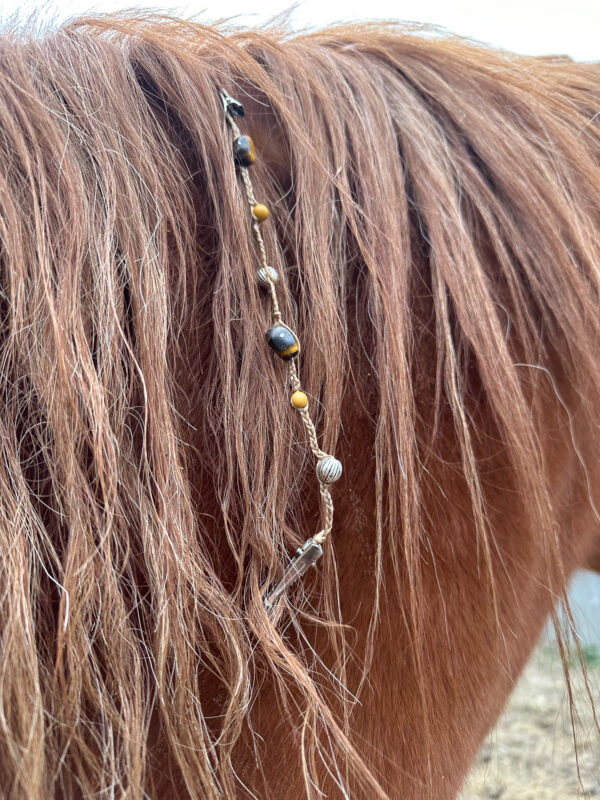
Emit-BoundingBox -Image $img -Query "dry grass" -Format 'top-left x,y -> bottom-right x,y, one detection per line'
462,643 -> 600,799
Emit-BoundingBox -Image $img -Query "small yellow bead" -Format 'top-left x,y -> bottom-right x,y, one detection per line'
290,390 -> 308,409
252,203 -> 270,223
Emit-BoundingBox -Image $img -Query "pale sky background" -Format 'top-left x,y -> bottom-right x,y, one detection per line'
0,0 -> 599,61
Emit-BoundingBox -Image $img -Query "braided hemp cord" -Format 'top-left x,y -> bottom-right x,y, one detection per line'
222,96 -> 338,567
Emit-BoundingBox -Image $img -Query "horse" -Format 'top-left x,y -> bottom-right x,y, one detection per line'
0,13 -> 598,799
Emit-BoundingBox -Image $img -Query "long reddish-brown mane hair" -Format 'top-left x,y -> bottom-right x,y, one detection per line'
0,13 -> 598,799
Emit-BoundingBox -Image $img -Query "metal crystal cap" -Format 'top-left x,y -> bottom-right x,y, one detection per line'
219,88 -> 245,117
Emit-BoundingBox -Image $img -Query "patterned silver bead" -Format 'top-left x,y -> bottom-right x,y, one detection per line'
316,456 -> 342,484
257,266 -> 279,288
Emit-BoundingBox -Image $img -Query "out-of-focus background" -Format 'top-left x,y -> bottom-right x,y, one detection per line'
462,573 -> 600,799
0,0 -> 598,795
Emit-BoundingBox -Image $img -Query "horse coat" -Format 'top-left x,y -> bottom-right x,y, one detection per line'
0,14 -> 598,799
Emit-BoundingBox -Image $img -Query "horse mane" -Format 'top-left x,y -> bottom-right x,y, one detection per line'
0,13 -> 598,798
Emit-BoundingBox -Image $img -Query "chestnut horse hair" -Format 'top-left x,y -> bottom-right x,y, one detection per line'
0,13 -> 598,799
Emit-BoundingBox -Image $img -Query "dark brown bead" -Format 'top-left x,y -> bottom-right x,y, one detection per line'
233,135 -> 256,167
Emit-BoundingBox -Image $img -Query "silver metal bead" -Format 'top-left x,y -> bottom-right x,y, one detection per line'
316,456 -> 342,484
257,266 -> 279,288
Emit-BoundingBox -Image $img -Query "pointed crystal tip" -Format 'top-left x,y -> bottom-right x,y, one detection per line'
263,538 -> 323,612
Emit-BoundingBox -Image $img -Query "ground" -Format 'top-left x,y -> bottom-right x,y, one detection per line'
462,643 -> 600,799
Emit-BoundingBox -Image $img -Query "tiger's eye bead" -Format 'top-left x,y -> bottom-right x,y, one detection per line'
252,203 -> 269,222
265,325 -> 299,360
233,135 -> 256,167
316,456 -> 342,484
257,266 -> 279,288
291,390 -> 308,409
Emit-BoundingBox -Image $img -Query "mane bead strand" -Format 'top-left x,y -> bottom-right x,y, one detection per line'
219,87 -> 341,612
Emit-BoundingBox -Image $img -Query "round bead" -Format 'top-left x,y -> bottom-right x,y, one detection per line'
252,203 -> 269,222
316,456 -> 342,484
265,324 -> 299,360
257,266 -> 279,288
291,391 -> 308,409
233,135 -> 256,167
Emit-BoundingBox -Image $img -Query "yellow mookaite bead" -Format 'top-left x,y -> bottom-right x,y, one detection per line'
290,390 -> 308,409
252,203 -> 269,222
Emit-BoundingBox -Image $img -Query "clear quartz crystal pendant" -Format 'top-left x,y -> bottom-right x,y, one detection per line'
264,538 -> 323,611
